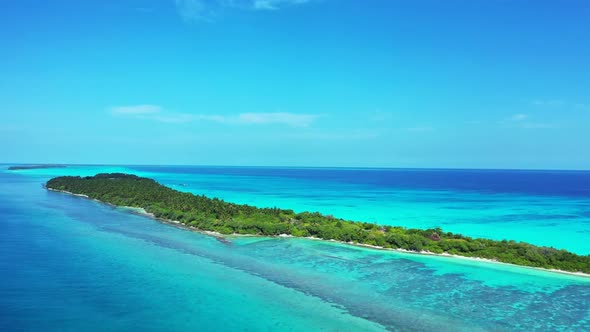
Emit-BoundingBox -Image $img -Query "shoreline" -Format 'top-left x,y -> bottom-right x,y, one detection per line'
48,188 -> 233,244
49,188 -> 590,279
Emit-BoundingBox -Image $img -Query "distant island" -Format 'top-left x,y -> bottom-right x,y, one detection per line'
9,164 -> 67,170
46,173 -> 590,274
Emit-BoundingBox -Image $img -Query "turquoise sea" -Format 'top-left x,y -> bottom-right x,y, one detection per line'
1,165 -> 590,331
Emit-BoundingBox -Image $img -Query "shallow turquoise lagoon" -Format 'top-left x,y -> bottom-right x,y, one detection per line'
18,164 -> 590,254
2,165 -> 589,331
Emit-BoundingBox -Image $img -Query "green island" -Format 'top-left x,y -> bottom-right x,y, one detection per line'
46,173 -> 590,274
9,164 -> 67,170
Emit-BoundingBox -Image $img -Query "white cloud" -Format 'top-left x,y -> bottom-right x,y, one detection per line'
175,0 -> 315,21
530,100 -> 590,112
500,113 -> 554,129
175,0 -> 214,21
511,113 -> 528,121
253,0 -> 310,10
110,105 -> 318,127
531,99 -> 565,107
238,112 -> 318,126
253,0 -> 277,9
110,105 -> 162,115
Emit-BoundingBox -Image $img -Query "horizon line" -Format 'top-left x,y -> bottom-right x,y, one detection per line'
3,162 -> 590,172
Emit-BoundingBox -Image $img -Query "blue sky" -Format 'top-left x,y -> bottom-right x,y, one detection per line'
1,0 -> 589,169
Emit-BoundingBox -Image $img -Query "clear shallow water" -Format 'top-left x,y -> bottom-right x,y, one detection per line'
18,165 -> 590,254
2,165 -> 590,331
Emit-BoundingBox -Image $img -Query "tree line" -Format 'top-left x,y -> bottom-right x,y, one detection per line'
46,173 -> 590,274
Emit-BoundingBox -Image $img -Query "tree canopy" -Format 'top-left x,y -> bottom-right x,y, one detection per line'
46,173 -> 590,274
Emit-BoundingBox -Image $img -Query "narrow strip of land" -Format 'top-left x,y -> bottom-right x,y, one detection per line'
9,164 -> 67,170
46,173 -> 590,274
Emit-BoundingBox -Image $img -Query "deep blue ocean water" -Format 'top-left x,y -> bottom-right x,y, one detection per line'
1,165 -> 590,331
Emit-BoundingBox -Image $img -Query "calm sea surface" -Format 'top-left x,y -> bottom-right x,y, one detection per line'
1,165 -> 590,331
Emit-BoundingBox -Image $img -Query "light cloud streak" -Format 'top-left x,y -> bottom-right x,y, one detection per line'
511,113 -> 528,121
500,113 -> 555,130
175,0 -> 216,21
531,100 -> 590,112
531,99 -> 565,107
238,112 -> 318,126
109,105 -> 319,127
253,0 -> 311,10
110,105 -> 162,115
175,0 -> 315,21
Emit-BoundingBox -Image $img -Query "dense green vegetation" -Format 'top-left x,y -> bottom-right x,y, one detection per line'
46,173 -> 590,274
